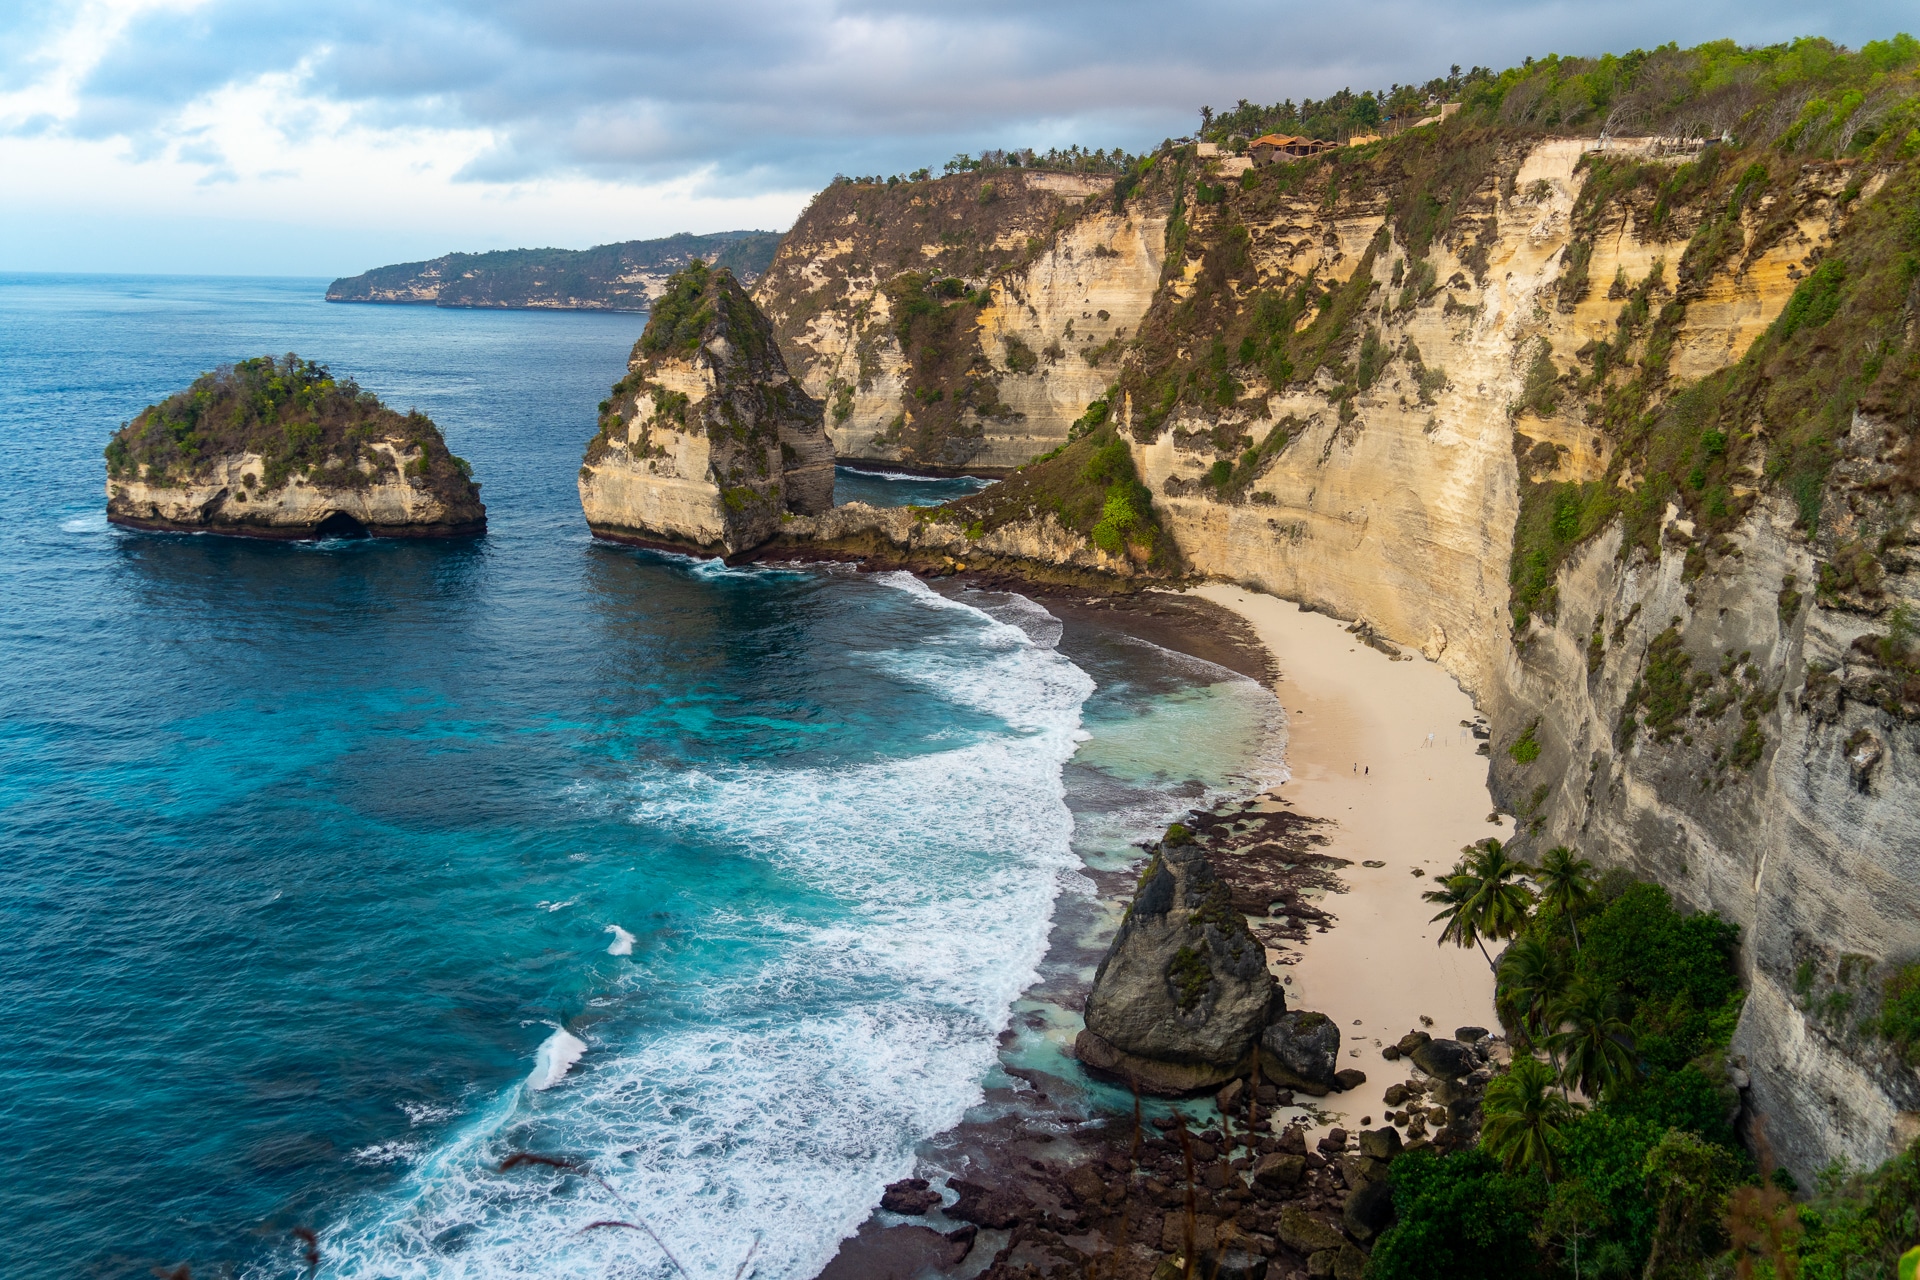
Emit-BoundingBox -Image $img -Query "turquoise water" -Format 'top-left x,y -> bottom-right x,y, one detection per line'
0,275 -> 1281,1279
831,467 -> 994,509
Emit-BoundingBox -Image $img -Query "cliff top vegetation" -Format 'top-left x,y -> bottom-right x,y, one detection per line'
328,231 -> 782,305
104,354 -> 474,494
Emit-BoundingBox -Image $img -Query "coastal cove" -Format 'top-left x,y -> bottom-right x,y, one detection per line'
0,274 -> 1323,1277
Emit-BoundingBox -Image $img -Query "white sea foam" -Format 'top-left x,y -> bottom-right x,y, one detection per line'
840,466 -> 991,484
351,1140 -> 423,1167
59,510 -> 108,534
526,1029 -> 588,1091
604,925 -> 635,956
311,579 -> 1093,1280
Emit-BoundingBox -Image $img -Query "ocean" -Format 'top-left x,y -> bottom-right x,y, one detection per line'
0,274 -> 1282,1278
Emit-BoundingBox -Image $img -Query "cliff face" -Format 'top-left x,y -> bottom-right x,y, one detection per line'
327,231 -> 783,311
579,262 -> 833,555
1087,129 -> 1919,1181
104,355 -> 484,538
752,168 -> 1172,472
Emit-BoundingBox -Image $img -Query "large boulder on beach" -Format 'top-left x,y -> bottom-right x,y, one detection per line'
1076,830 -> 1277,1095
1261,1010 -> 1341,1095
1410,1038 -> 1477,1081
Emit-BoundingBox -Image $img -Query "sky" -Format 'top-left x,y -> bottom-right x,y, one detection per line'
0,0 -> 1910,277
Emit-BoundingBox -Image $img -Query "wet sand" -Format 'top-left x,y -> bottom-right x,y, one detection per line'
1190,583 -> 1503,1137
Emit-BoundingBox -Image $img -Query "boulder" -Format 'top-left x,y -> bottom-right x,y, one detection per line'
1394,1031 -> 1431,1057
1253,1152 -> 1306,1188
1334,1068 -> 1368,1091
1307,1251 -> 1337,1278
944,1177 -> 1024,1229
1343,1179 -> 1396,1243
880,1177 -> 940,1214
1261,1011 -> 1340,1094
1316,1127 -> 1349,1154
578,261 -> 834,556
1277,1205 -> 1348,1255
1212,1250 -> 1269,1280
1382,1083 -> 1410,1107
1455,1026 -> 1489,1043
1334,1242 -> 1370,1279
1074,1029 -> 1249,1096
1409,1038 -> 1477,1081
1080,836 -> 1277,1094
1357,1127 -> 1403,1160
1340,1154 -> 1393,1186
1063,1164 -> 1109,1207
1161,1213 -> 1222,1253
1381,1044 -> 1401,1061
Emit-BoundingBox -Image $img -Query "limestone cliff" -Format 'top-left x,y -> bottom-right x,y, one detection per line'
579,261 -> 833,555
752,167 -> 1174,471
104,355 -> 484,538
1084,126 -> 1919,1181
795,98 -> 1920,1178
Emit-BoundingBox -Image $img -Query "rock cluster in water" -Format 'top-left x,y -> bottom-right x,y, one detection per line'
577,260 -> 833,556
104,354 -> 485,539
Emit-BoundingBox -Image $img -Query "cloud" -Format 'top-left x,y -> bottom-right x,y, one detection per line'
15,0 -> 1916,188
0,0 -> 1912,271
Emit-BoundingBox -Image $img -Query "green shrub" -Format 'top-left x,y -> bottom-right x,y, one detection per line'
1509,722 -> 1542,764
1878,963 -> 1920,1061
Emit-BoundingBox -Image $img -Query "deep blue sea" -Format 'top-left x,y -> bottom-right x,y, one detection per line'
0,275 -> 1282,1279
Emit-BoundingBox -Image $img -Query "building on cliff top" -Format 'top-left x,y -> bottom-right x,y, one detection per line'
1248,134 -> 1337,165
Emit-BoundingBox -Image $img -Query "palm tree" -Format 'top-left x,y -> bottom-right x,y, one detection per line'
1550,979 -> 1637,1100
1536,846 -> 1596,951
1496,935 -> 1571,1049
1481,1055 -> 1576,1179
1424,838 -> 1536,970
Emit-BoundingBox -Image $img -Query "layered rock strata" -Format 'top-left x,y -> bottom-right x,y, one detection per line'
104,354 -> 484,538
784,126 -> 1919,1180
1095,134 -> 1914,1180
753,168 -> 1174,471
579,262 -> 833,556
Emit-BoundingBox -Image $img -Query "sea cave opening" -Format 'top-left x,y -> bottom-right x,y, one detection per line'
314,511 -> 370,540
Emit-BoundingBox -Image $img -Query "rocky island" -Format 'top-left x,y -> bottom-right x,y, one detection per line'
104,354 -> 485,538
578,260 -> 834,555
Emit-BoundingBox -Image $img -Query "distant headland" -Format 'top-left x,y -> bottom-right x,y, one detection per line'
325,230 -> 784,311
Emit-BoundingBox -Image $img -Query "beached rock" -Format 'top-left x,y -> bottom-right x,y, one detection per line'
1395,1031 -> 1431,1057
1455,1025 -> 1489,1042
104,354 -> 485,539
880,1177 -> 940,1214
578,260 -> 832,556
1410,1038 -> 1477,1081
1212,1249 -> 1270,1280
1334,1067 -> 1368,1091
1260,1011 -> 1340,1094
1253,1152 -> 1306,1188
944,1177 -> 1025,1229
1278,1205 -> 1347,1254
1343,1179 -> 1396,1242
1357,1127 -> 1403,1161
1077,831 -> 1277,1095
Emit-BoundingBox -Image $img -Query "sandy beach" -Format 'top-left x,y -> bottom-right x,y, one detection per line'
1192,583 -> 1504,1136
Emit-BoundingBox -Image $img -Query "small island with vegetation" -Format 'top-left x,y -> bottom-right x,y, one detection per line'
105,354 -> 486,539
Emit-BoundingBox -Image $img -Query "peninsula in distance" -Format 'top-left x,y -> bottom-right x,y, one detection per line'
325,229 -> 783,311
